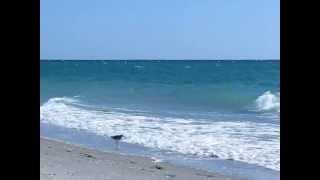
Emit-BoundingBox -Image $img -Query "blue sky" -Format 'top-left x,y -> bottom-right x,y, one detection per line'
41,0 -> 279,60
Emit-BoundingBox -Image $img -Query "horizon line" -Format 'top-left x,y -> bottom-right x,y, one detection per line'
40,59 -> 280,61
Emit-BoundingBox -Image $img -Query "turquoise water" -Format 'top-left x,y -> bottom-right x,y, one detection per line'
41,60 -> 279,112
40,60 -> 280,179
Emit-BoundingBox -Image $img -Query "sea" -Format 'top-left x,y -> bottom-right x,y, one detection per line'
40,60 -> 280,180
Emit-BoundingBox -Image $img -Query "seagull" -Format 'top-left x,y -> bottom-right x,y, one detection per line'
110,135 -> 124,150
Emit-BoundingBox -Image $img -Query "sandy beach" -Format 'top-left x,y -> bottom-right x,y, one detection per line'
40,137 -> 242,180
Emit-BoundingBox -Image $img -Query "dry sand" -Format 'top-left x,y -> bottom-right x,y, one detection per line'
40,137 -> 243,180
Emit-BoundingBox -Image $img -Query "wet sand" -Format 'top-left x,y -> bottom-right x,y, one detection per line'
40,137 -> 243,180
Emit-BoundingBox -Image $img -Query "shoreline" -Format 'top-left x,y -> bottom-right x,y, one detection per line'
40,137 -> 243,180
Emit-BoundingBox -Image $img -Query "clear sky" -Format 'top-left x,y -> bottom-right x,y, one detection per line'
40,0 -> 279,60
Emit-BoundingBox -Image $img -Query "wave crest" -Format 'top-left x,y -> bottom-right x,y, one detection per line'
255,91 -> 280,113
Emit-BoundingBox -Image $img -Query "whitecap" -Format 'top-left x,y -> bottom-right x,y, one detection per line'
255,91 -> 280,113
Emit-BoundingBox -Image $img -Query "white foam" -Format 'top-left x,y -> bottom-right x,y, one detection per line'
134,65 -> 144,69
151,157 -> 163,163
255,91 -> 280,113
40,97 -> 280,170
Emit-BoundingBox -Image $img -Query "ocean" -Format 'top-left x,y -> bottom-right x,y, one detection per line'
40,60 -> 280,179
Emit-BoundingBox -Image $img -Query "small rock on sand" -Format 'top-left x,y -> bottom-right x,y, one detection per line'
152,164 -> 164,170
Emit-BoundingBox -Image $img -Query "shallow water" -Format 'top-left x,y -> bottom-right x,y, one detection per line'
41,123 -> 279,180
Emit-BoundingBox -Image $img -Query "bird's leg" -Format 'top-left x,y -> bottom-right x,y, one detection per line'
115,140 -> 119,150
